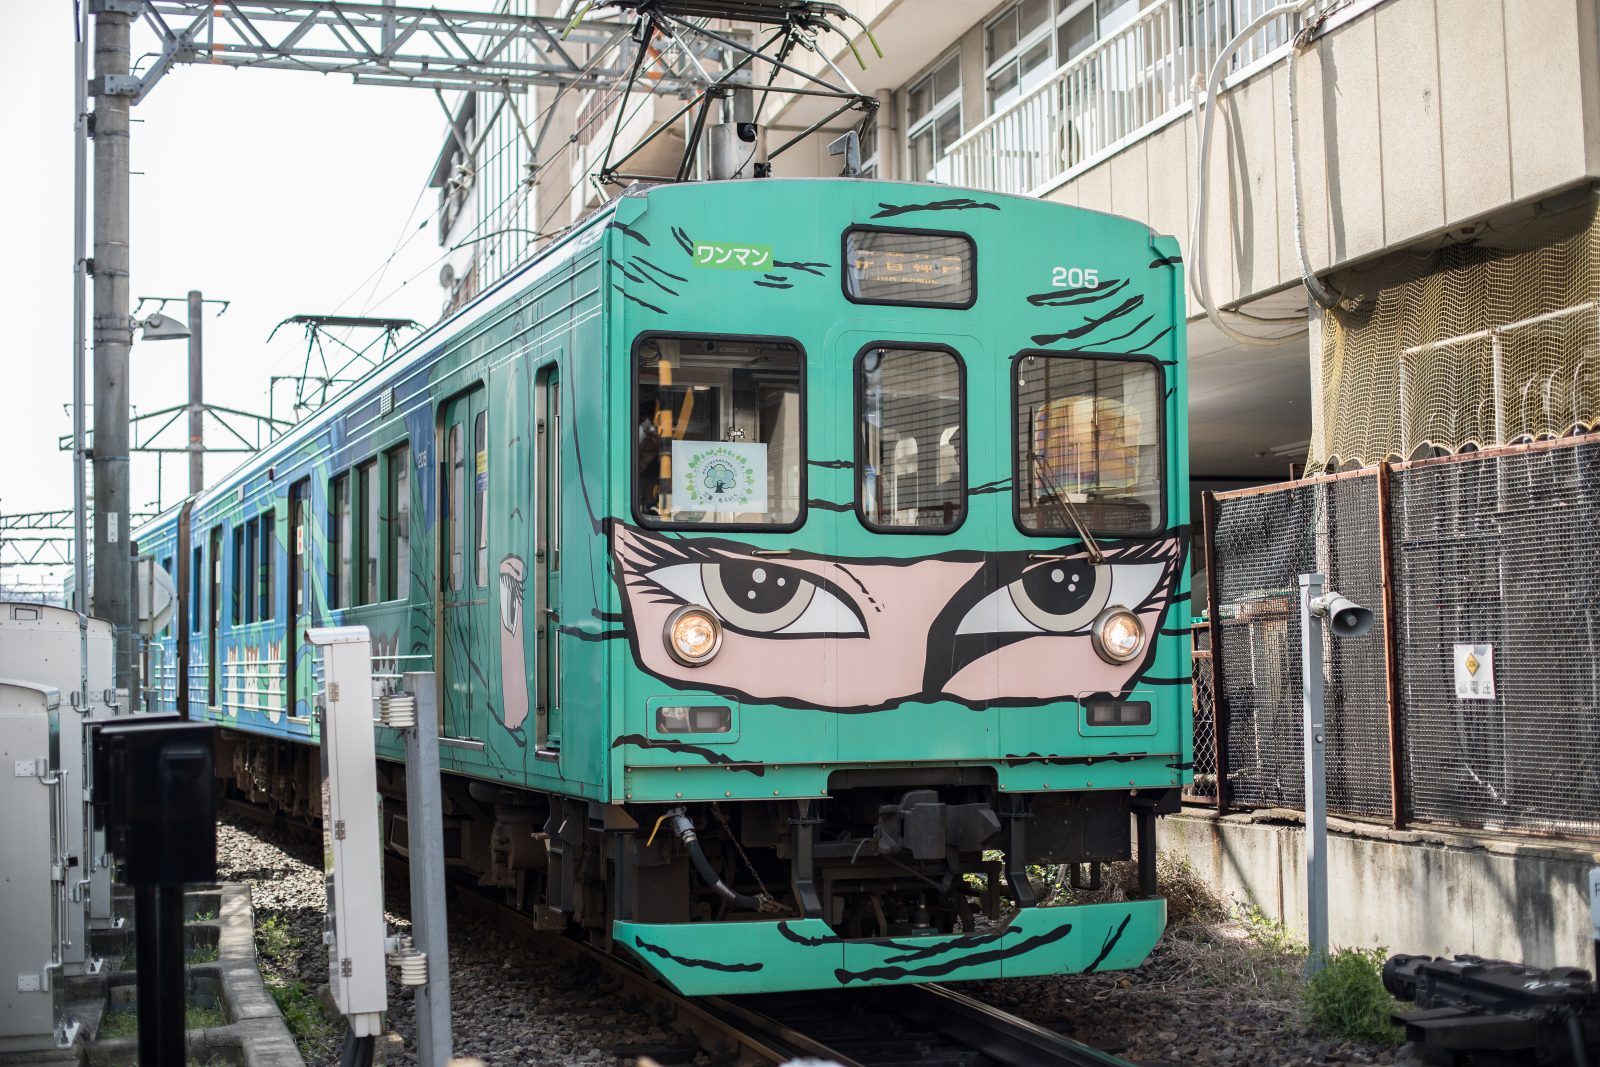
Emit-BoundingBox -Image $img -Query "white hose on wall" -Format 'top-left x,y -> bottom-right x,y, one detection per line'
1188,0 -> 1339,348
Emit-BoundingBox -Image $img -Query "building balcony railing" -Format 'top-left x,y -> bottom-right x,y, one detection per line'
945,0 -> 1331,199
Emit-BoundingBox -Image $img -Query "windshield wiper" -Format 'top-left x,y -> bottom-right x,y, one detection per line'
1031,452 -> 1107,566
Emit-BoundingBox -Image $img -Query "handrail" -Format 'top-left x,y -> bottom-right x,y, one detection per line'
944,0 -> 1323,198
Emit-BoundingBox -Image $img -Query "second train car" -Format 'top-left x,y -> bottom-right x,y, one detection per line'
138,176 -> 1192,994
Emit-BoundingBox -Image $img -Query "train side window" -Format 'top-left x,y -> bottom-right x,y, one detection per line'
244,521 -> 259,623
386,445 -> 410,601
1013,353 -> 1164,536
357,459 -> 379,605
856,345 -> 966,532
258,512 -> 275,621
447,424 -> 464,591
232,525 -> 245,626
191,545 -> 202,630
161,556 -> 174,638
633,334 -> 805,529
330,474 -> 352,609
474,412 -> 488,588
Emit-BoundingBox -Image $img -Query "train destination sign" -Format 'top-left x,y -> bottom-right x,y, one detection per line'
844,228 -> 975,307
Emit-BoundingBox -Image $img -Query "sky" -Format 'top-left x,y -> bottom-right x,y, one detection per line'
0,3 -> 463,589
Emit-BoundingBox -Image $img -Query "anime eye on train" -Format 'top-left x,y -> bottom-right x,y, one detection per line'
954,555 -> 1167,664
646,560 -> 867,639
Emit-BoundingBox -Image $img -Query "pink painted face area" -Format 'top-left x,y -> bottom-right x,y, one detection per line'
942,602 -> 1168,702
611,524 -> 1184,712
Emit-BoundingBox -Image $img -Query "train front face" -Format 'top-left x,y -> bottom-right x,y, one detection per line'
602,178 -> 1191,994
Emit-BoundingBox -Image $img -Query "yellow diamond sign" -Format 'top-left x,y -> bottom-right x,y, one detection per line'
1464,652 -> 1480,676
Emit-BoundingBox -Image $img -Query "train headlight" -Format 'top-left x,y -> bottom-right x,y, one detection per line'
664,605 -> 722,667
1091,606 -> 1145,664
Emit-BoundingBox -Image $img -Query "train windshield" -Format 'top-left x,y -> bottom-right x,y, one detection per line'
1014,353 -> 1163,536
857,346 -> 965,531
635,335 -> 804,528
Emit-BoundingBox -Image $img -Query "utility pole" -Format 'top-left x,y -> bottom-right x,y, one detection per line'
91,0 -> 135,693
72,2 -> 89,693
187,290 -> 204,494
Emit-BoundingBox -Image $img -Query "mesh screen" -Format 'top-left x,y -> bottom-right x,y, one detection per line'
1316,190 -> 1600,471
1212,475 -> 1392,817
1188,640 -> 1219,803
1391,441 -> 1600,836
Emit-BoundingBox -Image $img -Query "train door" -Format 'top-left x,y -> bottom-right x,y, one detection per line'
287,479 -> 312,718
439,386 -> 489,741
535,367 -> 561,754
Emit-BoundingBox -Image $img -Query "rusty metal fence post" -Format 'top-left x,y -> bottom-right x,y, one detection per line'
1202,490 -> 1230,814
1375,460 -> 1407,829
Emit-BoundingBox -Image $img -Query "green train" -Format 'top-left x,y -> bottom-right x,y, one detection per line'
137,177 -> 1192,994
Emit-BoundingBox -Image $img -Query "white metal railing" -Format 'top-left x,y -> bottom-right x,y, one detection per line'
946,0 -> 1319,198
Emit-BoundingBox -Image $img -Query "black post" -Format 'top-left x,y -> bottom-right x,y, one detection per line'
94,717 -> 217,1067
133,885 -> 187,1064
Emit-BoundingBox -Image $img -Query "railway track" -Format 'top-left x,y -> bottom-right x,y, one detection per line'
227,798 -> 1145,1066
461,888 -> 1141,1067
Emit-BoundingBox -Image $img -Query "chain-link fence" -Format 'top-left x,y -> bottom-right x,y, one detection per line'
1390,439 -> 1600,836
1187,628 -> 1219,803
1206,472 -> 1393,819
1196,436 -> 1600,839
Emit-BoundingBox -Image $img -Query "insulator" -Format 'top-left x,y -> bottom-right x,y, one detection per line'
381,693 -> 417,729
397,950 -> 428,987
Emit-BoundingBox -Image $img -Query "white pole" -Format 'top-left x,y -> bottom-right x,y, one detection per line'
1301,572 -> 1329,975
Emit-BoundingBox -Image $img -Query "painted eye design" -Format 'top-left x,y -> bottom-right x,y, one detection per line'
647,561 -> 866,636
498,555 -> 525,635
955,560 -> 1166,636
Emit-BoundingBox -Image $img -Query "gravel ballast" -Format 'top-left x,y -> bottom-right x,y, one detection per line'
220,814 -> 1402,1066
215,812 -> 688,1066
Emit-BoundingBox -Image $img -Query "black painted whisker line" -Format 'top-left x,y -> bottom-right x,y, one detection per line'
611,284 -> 667,315
1149,253 -> 1182,268
612,261 -> 650,286
671,226 -> 694,255
1072,294 -> 1146,336
633,937 -> 763,973
835,922 -> 1074,984
1129,325 -> 1175,353
871,198 -> 1001,219
773,260 -> 829,276
559,625 -> 627,643
612,734 -> 766,776
622,258 -> 680,296
1141,676 -> 1194,686
632,256 -> 687,283
1087,313 -> 1155,349
1086,914 -> 1133,972
1025,277 -> 1128,307
808,459 -> 853,469
754,280 -> 794,290
614,222 -> 651,246
806,498 -> 851,512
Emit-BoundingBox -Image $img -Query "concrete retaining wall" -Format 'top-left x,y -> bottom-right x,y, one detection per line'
1165,808 -> 1600,970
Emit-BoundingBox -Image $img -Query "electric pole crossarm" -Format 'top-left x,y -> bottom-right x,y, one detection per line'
135,1 -> 660,98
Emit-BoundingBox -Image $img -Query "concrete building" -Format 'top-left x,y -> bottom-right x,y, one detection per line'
431,0 -> 1600,967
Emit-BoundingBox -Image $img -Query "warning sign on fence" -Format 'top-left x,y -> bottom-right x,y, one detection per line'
1453,644 -> 1496,701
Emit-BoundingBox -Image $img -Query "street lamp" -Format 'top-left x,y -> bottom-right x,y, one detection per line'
133,311 -> 189,342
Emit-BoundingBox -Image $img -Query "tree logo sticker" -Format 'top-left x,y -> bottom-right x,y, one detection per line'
671,441 -> 768,513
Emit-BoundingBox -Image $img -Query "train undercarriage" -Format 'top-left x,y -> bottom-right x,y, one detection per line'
218,730 -> 1176,946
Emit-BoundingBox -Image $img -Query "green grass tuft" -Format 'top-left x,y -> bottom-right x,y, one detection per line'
265,978 -> 333,1042
1302,947 -> 1405,1046
100,1007 -> 138,1040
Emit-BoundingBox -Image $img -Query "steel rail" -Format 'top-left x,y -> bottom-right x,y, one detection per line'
222,782 -> 1142,1067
